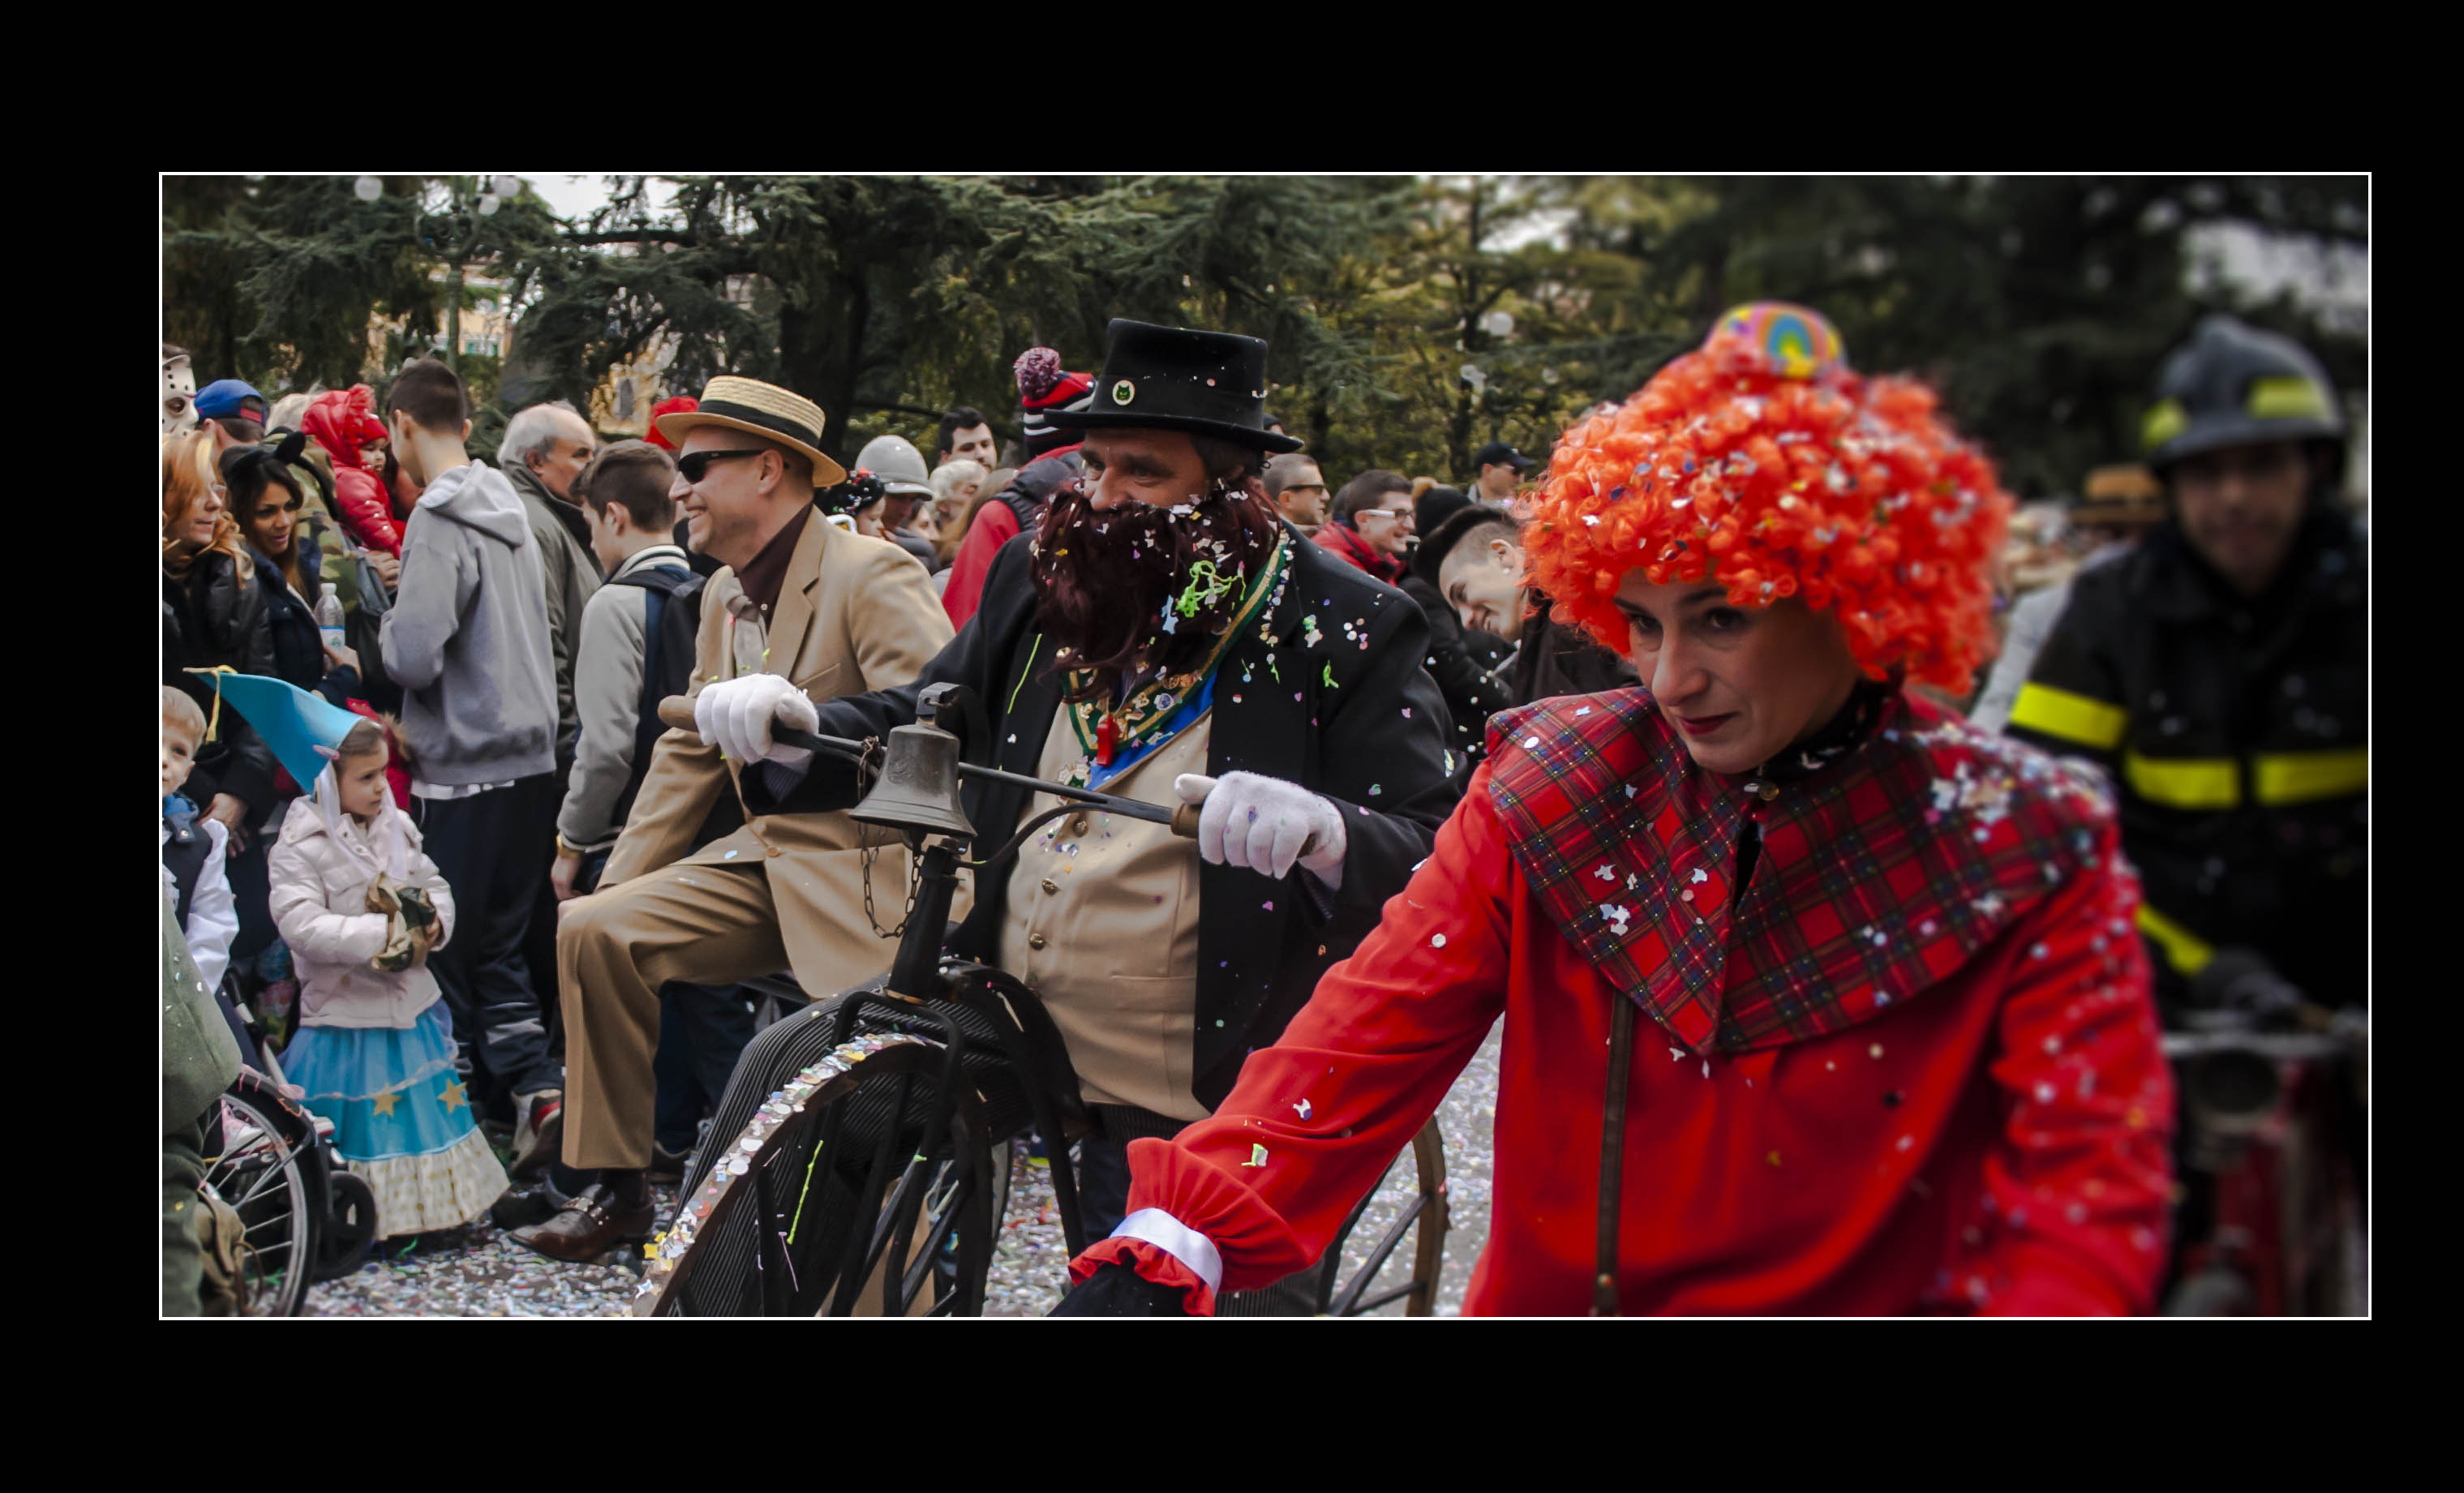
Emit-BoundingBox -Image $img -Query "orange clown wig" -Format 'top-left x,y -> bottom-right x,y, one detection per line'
1524,302 -> 2014,696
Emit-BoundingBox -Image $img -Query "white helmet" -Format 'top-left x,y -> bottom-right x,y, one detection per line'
856,434 -> 933,497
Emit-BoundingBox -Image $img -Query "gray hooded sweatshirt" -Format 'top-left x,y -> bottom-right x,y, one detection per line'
380,461 -> 558,785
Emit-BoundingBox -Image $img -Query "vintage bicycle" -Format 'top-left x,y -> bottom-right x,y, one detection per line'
2161,951 -> 2367,1317
633,684 -> 1449,1317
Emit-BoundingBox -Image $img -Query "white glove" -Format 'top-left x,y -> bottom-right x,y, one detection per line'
1172,771 -> 1348,890
692,673 -> 818,770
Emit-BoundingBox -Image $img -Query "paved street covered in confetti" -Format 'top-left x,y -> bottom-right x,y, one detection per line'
307,1023 -> 1500,1317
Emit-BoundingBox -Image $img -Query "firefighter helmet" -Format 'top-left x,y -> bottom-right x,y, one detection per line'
2142,315 -> 2345,472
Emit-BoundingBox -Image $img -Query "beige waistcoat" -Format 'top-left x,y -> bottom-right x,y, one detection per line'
998,704 -> 1212,1122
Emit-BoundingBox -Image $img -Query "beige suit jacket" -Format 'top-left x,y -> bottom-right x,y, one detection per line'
599,516 -> 953,993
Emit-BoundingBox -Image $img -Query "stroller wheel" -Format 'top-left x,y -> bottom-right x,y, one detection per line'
314,1170 -> 380,1282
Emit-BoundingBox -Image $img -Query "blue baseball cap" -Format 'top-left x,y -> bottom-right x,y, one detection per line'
195,380 -> 267,421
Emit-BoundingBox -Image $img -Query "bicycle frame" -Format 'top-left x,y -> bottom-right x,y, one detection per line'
765,681 -> 1196,1262
2161,1023 -> 2366,1316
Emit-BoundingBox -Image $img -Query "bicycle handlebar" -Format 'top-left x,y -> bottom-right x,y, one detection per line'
2159,1028 -> 2362,1063
657,693 -> 1204,845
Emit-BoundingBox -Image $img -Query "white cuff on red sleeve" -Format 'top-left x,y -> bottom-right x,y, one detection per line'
1111,1208 -> 1222,1295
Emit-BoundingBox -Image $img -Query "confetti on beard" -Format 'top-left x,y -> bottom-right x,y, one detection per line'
1032,476 -> 1281,700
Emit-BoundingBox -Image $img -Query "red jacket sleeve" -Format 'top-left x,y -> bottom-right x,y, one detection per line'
1078,763 -> 1517,1303
1958,812 -> 2178,1315
333,466 -> 402,557
941,504 -> 1019,631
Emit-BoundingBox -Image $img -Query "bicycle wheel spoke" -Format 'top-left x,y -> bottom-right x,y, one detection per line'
231,1147 -> 302,1209
826,1070 -> 913,1314
243,1212 -> 296,1241
902,1169 -> 972,1306
865,1154 -> 931,1313
207,1092 -> 314,1318
1346,1281 -> 1422,1314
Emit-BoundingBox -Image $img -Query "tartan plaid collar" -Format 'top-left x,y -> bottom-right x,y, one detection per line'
1487,687 -> 2116,1055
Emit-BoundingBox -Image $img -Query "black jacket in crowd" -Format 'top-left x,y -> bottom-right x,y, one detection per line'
1508,590 -> 1642,706
746,526 -> 1460,1108
1398,573 -> 1513,774
2004,508 -> 2367,1008
162,552 -> 279,818
249,527 -> 363,712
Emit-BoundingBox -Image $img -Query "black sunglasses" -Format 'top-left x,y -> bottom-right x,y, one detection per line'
677,448 -> 768,483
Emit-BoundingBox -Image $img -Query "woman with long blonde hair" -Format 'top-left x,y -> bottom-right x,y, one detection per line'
163,427 -> 280,877
161,429 -> 247,574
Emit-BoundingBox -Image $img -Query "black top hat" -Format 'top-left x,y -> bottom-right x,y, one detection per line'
1050,320 -> 1306,454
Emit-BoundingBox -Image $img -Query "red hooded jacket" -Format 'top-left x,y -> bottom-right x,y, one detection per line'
1311,519 -> 1404,584
303,387 -> 403,557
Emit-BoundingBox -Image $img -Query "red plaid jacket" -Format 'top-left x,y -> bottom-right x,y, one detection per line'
1488,687 -> 2121,1056
1077,687 -> 2177,1315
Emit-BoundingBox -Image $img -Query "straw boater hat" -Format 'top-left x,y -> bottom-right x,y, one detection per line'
2071,463 -> 2167,529
654,375 -> 847,487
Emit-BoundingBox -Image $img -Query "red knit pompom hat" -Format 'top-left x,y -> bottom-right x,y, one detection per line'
644,395 -> 699,453
1015,347 -> 1094,458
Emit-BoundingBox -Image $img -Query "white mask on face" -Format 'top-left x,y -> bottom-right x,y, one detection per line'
162,355 -> 198,435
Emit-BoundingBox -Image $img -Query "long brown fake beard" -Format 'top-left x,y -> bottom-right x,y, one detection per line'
1031,478 -> 1283,701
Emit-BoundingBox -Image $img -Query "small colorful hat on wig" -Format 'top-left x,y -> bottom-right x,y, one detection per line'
1522,301 -> 2014,695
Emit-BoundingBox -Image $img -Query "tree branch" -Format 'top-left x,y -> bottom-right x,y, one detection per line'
561,229 -> 701,247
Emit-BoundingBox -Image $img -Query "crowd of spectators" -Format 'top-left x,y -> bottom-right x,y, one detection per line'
160,324 -> 2240,1259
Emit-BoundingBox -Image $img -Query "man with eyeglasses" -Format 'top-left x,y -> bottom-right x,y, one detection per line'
1262,452 -> 1329,535
1311,468 -> 1417,585
516,375 -> 953,1262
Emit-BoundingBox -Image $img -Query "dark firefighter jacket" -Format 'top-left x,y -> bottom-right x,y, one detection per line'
2003,509 -> 2365,1007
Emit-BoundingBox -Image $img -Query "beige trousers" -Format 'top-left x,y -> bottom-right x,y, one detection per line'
559,864 -> 788,1172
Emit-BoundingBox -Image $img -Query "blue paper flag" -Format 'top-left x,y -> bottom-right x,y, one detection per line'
193,671 -> 365,792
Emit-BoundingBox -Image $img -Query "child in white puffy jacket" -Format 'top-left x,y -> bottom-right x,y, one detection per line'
269,718 -> 508,1238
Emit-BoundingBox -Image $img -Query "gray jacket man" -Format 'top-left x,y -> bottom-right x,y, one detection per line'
380,461 -> 557,784
557,542 -> 691,855
376,457 -> 564,1116
505,457 -> 602,762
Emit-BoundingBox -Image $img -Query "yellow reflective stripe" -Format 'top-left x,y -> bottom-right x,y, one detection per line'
2123,751 -> 2239,809
2009,683 -> 2129,751
2247,376 -> 2331,421
2142,398 -> 2187,452
2136,904 -> 2215,977
2254,747 -> 2367,805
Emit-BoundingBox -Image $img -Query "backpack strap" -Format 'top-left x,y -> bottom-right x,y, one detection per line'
604,564 -> 699,829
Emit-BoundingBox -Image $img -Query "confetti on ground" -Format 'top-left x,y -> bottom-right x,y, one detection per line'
305,1027 -> 1511,1319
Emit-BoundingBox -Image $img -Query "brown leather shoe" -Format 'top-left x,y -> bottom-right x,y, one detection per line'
507,1182 -> 655,1263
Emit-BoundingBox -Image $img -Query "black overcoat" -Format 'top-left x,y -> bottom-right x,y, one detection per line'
748,526 -> 1460,1107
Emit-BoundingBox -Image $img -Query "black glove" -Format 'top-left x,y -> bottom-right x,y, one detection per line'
395,886 -> 437,933
1047,1259 -> 1200,1317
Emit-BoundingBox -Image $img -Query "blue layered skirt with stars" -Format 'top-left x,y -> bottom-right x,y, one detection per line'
282,1002 -> 508,1238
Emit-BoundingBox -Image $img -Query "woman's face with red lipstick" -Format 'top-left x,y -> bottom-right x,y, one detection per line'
1612,573 -> 1862,777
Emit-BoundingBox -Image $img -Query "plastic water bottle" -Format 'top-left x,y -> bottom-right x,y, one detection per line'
316,583 -> 346,653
